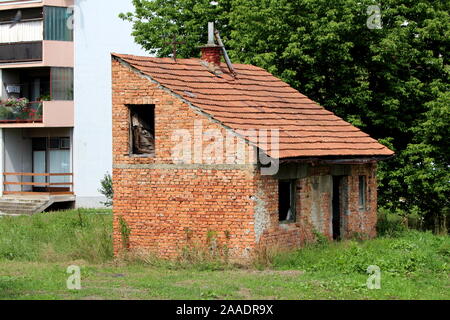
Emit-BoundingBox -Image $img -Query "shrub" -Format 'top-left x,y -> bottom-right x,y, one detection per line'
313,229 -> 330,246
377,210 -> 407,237
99,173 -> 113,207
118,216 -> 131,251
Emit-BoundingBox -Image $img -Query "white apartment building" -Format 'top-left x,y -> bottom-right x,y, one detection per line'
0,0 -> 145,212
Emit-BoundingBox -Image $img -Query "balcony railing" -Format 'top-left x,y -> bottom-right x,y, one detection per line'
0,101 -> 43,123
0,0 -> 43,4
3,172 -> 73,195
0,41 -> 42,63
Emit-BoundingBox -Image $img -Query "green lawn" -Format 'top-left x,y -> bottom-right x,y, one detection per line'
0,210 -> 448,300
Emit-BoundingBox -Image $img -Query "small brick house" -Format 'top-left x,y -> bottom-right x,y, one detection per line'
111,43 -> 394,259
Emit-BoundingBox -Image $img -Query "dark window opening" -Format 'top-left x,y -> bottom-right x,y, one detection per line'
51,67 -> 74,100
128,104 -> 155,156
2,67 -> 50,102
332,176 -> 343,240
359,176 -> 366,210
0,8 -> 43,23
278,180 -> 296,223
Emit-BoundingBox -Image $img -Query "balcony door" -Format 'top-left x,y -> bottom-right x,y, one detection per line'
32,137 -> 71,192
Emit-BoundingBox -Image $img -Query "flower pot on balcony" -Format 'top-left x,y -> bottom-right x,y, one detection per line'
0,98 -> 33,122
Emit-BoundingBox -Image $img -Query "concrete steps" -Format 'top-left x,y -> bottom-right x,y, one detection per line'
0,195 -> 76,216
0,197 -> 50,216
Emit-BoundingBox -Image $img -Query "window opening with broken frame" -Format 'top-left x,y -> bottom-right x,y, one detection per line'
359,175 -> 367,210
279,180 -> 297,223
127,104 -> 155,156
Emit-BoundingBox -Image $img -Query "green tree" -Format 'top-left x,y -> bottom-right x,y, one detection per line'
401,90 -> 449,233
99,173 -> 114,207
119,0 -> 233,59
121,0 -> 450,232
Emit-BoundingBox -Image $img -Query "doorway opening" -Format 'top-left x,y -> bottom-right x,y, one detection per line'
332,176 -> 343,240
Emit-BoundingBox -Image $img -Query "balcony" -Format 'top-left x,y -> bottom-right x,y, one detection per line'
3,172 -> 73,195
0,99 -> 42,123
0,99 -> 73,127
0,1 -> 43,7
0,41 -> 43,63
0,5 -> 73,66
0,67 -> 73,127
0,1 -> 42,10
0,1 -> 74,11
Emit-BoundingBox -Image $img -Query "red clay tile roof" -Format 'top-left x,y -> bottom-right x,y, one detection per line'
113,53 -> 394,159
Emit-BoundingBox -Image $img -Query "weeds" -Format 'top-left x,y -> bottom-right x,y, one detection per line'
118,216 -> 131,251
272,230 -> 449,276
312,230 -> 330,246
177,230 -> 233,271
377,210 -> 408,236
0,210 -> 113,264
0,210 -> 448,300
251,244 -> 287,270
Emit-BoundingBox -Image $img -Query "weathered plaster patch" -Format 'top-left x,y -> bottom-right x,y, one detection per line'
253,189 -> 270,243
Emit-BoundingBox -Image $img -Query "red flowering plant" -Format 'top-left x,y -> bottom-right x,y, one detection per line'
0,98 -> 41,121
27,102 -> 43,121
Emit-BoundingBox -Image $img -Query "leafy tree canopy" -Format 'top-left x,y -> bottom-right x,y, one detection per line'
121,0 -> 449,232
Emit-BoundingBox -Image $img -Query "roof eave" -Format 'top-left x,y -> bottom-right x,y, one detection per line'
278,154 -> 395,165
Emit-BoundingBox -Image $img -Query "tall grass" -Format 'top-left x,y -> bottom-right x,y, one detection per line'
0,209 -> 113,263
272,230 -> 450,276
0,208 -> 448,278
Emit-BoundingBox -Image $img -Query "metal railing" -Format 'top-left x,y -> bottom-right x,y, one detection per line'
3,172 -> 73,195
0,101 -> 43,123
0,41 -> 43,63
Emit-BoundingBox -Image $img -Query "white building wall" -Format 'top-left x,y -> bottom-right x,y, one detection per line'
73,0 -> 146,208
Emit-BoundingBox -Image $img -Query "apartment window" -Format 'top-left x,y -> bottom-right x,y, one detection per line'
44,6 -> 73,41
0,7 -> 43,23
49,137 -> 70,150
51,68 -> 73,100
279,180 -> 296,223
359,176 -> 367,210
60,137 -> 70,149
128,105 -> 155,156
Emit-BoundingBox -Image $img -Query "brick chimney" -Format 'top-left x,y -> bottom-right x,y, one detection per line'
200,22 -> 222,66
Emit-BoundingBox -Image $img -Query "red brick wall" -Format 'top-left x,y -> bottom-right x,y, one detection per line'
113,167 -> 259,257
257,163 -> 378,249
255,174 -> 316,249
345,164 -> 378,239
112,58 -> 259,258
